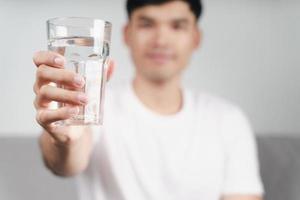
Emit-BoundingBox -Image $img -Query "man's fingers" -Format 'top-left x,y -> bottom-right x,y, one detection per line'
35,65 -> 85,90
32,50 -> 66,68
36,84 -> 88,108
36,106 -> 79,128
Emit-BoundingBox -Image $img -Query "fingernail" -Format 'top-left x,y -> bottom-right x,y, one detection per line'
68,107 -> 79,116
77,93 -> 88,104
74,75 -> 85,86
54,57 -> 64,65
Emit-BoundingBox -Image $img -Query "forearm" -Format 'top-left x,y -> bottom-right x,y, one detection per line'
39,127 -> 93,177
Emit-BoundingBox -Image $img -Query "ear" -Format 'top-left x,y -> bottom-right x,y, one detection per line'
193,27 -> 202,50
123,23 -> 130,47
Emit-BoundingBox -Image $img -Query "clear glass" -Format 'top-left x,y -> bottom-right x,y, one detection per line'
47,17 -> 112,125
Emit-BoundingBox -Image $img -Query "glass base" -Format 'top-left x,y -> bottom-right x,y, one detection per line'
55,115 -> 102,126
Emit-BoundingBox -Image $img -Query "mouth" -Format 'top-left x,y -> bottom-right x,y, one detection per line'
145,53 -> 174,64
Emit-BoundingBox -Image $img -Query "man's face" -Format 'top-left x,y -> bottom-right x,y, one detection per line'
124,1 -> 201,83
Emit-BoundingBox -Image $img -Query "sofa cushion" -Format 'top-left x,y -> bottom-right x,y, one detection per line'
0,135 -> 299,200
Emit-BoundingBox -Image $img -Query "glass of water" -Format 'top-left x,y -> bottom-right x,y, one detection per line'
47,17 -> 112,125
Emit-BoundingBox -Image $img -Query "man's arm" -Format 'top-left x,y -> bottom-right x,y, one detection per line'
221,195 -> 263,200
220,107 -> 264,200
32,50 -> 93,176
39,126 -> 93,177
33,51 -> 114,177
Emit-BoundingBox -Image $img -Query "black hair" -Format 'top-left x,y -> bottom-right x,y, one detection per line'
126,0 -> 203,21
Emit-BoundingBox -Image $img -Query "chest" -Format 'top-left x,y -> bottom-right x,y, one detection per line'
107,113 -> 226,196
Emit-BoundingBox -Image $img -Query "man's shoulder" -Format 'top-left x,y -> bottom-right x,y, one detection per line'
188,88 -> 242,115
190,89 -> 254,143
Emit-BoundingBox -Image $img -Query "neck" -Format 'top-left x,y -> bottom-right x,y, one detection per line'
132,75 -> 183,115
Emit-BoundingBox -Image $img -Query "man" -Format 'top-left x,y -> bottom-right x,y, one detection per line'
32,0 -> 264,199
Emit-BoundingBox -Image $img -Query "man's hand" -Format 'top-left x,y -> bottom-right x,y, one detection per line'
32,50 -> 114,145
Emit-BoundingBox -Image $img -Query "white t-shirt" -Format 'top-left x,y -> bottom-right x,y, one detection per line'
76,81 -> 264,200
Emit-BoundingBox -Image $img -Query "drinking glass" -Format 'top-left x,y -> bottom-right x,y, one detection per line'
47,17 -> 112,125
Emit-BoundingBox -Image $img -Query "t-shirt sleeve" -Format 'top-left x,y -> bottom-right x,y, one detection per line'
220,106 -> 264,196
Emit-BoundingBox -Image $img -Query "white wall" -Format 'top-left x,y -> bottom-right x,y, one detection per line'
0,0 -> 299,136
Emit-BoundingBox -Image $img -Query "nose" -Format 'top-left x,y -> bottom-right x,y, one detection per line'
152,26 -> 169,48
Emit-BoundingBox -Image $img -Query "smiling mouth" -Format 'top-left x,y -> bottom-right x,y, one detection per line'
146,53 -> 174,64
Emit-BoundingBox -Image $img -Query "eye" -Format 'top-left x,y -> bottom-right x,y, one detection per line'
173,24 -> 181,30
138,21 -> 153,28
172,23 -> 186,30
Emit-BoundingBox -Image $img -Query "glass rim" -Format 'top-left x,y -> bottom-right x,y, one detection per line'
47,16 -> 112,27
